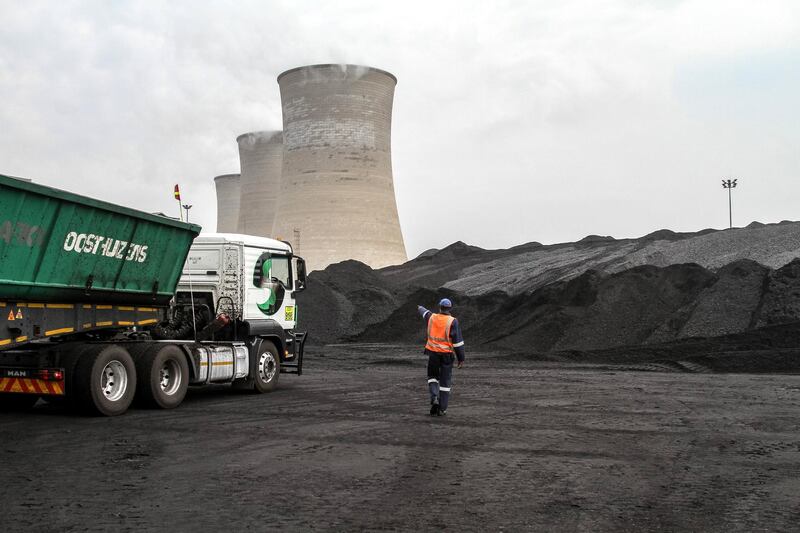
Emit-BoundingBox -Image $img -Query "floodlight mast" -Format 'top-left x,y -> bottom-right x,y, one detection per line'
721,179 -> 737,228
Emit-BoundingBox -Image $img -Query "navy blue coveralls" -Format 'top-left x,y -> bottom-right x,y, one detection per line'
418,306 -> 466,412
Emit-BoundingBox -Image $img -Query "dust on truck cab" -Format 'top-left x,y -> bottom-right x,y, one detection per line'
0,173 -> 308,416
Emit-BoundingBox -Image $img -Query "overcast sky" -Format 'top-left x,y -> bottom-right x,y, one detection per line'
1,1 -> 798,257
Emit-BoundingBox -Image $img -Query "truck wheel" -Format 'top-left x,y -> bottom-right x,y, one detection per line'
0,393 -> 39,411
135,345 -> 189,409
74,344 -> 136,416
253,341 -> 280,393
58,344 -> 91,408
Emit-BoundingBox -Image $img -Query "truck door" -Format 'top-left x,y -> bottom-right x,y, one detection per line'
243,248 -> 296,330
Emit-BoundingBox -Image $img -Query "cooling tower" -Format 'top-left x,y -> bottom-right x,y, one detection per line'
213,174 -> 241,233
236,131 -> 283,237
273,64 -> 407,271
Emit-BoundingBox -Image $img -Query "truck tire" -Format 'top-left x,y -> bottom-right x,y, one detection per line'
252,340 -> 280,393
125,342 -> 152,360
135,344 -> 189,409
0,393 -> 39,411
125,342 -> 153,407
74,344 -> 136,416
58,344 -> 91,408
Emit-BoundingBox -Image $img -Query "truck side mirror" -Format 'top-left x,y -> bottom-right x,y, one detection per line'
295,257 -> 307,292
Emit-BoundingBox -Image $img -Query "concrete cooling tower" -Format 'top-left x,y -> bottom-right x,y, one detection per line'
236,131 -> 283,237
213,174 -> 241,233
272,64 -> 407,271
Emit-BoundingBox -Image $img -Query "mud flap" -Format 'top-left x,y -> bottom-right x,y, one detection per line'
280,331 -> 306,375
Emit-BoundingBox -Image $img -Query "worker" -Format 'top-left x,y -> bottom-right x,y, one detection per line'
417,298 -> 465,416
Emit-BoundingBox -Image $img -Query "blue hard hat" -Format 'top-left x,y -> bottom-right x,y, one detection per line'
439,298 -> 452,308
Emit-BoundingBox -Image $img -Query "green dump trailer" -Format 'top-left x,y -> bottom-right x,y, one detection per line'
0,174 -> 307,416
0,173 -> 199,305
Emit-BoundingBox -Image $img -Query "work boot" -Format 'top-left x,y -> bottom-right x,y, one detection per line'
430,398 -> 440,416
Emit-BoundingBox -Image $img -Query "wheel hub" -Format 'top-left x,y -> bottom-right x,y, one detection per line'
101,360 -> 128,402
258,352 -> 276,382
159,359 -> 182,395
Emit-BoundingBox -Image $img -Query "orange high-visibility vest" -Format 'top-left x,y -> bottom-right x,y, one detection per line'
426,313 -> 455,353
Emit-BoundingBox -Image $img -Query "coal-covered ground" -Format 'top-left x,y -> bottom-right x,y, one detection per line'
3,345 -> 800,532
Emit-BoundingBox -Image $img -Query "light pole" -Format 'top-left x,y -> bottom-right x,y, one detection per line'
182,204 -> 193,223
721,178 -> 737,229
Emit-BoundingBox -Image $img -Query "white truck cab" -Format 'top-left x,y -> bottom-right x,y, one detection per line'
177,233 -> 307,378
179,233 -> 306,330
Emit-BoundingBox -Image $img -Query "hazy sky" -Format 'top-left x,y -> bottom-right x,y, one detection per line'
1,1 -> 798,257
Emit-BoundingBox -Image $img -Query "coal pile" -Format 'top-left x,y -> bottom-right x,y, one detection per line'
445,220 -> 800,296
380,241 -> 498,293
754,259 -> 800,328
296,260 -> 398,343
298,222 -> 800,360
673,260 -> 768,339
471,259 -> 800,352
475,263 -> 718,352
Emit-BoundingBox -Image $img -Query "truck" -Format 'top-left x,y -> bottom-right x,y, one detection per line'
0,173 -> 307,416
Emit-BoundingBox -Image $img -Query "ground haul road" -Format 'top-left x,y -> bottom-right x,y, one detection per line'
0,173 -> 308,416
